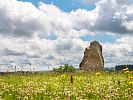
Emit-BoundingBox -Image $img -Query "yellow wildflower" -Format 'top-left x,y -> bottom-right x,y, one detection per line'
129,76 -> 133,80
128,81 -> 133,85
123,68 -> 128,71
96,72 -> 101,76
125,71 -> 129,73
61,74 -> 65,78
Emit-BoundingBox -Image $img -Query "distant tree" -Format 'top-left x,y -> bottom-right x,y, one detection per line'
115,65 -> 133,71
53,68 -> 56,72
53,64 -> 76,73
68,65 -> 76,72
63,64 -> 69,72
58,66 -> 64,73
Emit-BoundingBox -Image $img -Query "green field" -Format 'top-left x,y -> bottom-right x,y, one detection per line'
0,71 -> 132,100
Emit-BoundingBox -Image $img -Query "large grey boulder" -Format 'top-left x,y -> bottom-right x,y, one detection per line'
79,40 -> 104,71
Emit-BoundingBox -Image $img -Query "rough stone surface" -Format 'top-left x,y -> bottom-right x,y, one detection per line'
79,40 -> 104,71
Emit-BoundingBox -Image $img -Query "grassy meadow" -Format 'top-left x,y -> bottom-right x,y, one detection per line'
0,71 -> 133,100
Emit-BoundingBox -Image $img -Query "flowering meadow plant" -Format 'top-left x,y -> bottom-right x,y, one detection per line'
0,71 -> 132,100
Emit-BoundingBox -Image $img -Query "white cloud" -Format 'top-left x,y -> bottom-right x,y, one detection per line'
1,34 -> 133,71
103,36 -> 133,67
1,0 -> 133,38
0,35 -> 87,71
0,0 -> 133,71
0,0 -> 89,38
122,21 -> 133,31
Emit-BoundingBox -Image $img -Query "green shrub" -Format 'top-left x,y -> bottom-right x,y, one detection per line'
53,64 -> 76,73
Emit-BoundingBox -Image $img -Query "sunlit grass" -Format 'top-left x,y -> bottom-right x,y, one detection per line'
0,71 -> 132,100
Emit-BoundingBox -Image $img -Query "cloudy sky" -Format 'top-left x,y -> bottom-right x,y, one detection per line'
0,0 -> 133,71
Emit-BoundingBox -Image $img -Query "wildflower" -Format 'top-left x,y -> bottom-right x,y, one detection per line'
129,76 -> 133,80
128,81 -> 133,85
123,67 -> 128,71
61,74 -> 65,78
125,71 -> 129,74
96,72 -> 101,76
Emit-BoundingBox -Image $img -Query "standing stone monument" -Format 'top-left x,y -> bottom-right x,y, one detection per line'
79,40 -> 104,71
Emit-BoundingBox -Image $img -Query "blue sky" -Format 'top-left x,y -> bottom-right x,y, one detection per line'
19,0 -> 96,12
80,34 -> 117,43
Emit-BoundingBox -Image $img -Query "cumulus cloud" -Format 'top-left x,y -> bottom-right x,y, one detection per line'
90,0 -> 133,34
0,0 -> 133,71
103,36 -> 133,67
3,48 -> 27,56
0,0 -> 133,39
0,34 -> 133,71
38,0 -> 133,35
0,35 -> 87,71
0,0 -> 43,37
